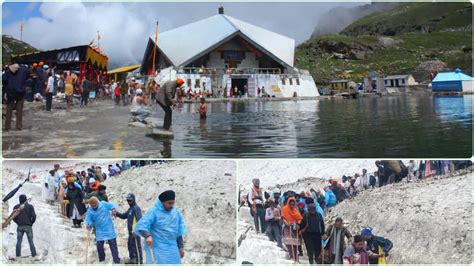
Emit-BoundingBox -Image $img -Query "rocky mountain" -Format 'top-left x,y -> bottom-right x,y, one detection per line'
341,2 -> 472,36
311,2 -> 400,37
2,35 -> 38,65
296,2 -> 472,84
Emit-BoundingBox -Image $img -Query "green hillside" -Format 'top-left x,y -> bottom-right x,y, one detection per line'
2,35 -> 39,65
295,2 -> 472,84
341,2 -> 472,36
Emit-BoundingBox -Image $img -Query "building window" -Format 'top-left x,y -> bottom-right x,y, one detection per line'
187,79 -> 192,88
401,79 -> 405,84
195,79 -> 201,88
281,78 -> 286,85
289,78 -> 293,85
296,78 -> 300,85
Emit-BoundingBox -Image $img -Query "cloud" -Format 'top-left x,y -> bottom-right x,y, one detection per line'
2,2 -> 363,67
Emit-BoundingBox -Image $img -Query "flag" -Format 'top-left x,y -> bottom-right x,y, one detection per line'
97,30 -> 101,41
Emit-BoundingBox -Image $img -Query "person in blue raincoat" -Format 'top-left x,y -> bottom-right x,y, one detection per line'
133,190 -> 187,264
324,188 -> 337,208
85,197 -> 121,264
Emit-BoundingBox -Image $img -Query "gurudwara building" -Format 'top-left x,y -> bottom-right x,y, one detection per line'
140,8 -> 319,97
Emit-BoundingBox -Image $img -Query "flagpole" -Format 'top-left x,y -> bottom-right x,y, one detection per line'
20,21 -> 24,41
97,30 -> 100,50
152,21 -> 159,75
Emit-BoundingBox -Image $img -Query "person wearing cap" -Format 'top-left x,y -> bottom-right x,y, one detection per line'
87,178 -> 100,194
133,190 -> 187,264
361,227 -> 393,264
116,193 -> 143,264
65,179 -> 86,228
248,178 -> 266,234
156,78 -> 185,130
87,185 -> 109,202
13,194 -> 37,258
130,88 -> 151,124
86,197 -> 121,263
3,63 -> 30,131
300,203 -> 325,264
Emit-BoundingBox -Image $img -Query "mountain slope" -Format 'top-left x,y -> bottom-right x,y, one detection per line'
296,32 -> 472,83
312,2 -> 400,37
296,2 -> 472,84
341,2 -> 472,36
2,35 -> 39,65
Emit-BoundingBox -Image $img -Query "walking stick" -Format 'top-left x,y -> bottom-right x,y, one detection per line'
147,240 -> 155,264
135,236 -> 141,265
289,225 -> 296,263
296,226 -> 300,263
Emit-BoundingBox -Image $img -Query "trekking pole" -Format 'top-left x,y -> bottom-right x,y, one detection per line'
289,225 -> 296,263
296,226 -> 300,263
147,240 -> 155,264
135,236 -> 141,265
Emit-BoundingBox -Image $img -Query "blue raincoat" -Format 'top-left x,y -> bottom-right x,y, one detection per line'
85,201 -> 118,241
133,200 -> 187,264
324,189 -> 337,207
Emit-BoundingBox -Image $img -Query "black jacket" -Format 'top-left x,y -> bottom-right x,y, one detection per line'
66,187 -> 87,217
3,66 -> 30,96
116,202 -> 142,233
13,203 -> 36,226
301,212 -> 325,235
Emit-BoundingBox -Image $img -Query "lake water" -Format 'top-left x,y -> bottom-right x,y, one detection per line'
164,94 -> 472,158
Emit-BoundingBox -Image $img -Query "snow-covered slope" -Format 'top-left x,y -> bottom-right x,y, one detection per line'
2,160 -> 236,264
324,168 -> 472,264
103,161 -> 236,263
238,162 -> 472,264
239,159 -> 376,188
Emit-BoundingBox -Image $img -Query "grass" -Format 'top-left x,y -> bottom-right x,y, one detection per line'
342,2 -> 472,36
295,31 -> 472,84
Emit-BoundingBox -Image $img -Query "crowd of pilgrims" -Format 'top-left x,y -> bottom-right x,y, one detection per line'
243,160 -> 471,264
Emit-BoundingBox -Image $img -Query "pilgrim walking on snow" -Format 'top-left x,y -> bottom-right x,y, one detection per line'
133,190 -> 187,264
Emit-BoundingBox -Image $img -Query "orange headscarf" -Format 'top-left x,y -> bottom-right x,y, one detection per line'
281,197 -> 303,224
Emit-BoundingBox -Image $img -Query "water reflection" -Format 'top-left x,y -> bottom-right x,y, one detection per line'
434,96 -> 472,126
147,95 -> 472,158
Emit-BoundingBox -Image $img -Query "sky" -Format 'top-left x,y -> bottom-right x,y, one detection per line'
2,2 -> 365,66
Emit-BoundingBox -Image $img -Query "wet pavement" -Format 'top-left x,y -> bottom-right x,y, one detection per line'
2,94 -> 472,158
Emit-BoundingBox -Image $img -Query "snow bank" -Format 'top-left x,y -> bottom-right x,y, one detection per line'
2,160 -> 236,264
324,168 -> 472,263
238,160 -> 472,264
102,160 -> 236,264
239,159 -> 376,188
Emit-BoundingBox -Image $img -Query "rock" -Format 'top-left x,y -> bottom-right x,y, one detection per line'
378,36 -> 402,48
128,121 -> 147,128
333,53 -> 345,59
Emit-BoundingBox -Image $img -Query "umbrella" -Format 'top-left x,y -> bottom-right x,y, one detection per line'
2,168 -> 30,202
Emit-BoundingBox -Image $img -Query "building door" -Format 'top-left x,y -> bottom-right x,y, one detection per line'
231,78 -> 248,96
